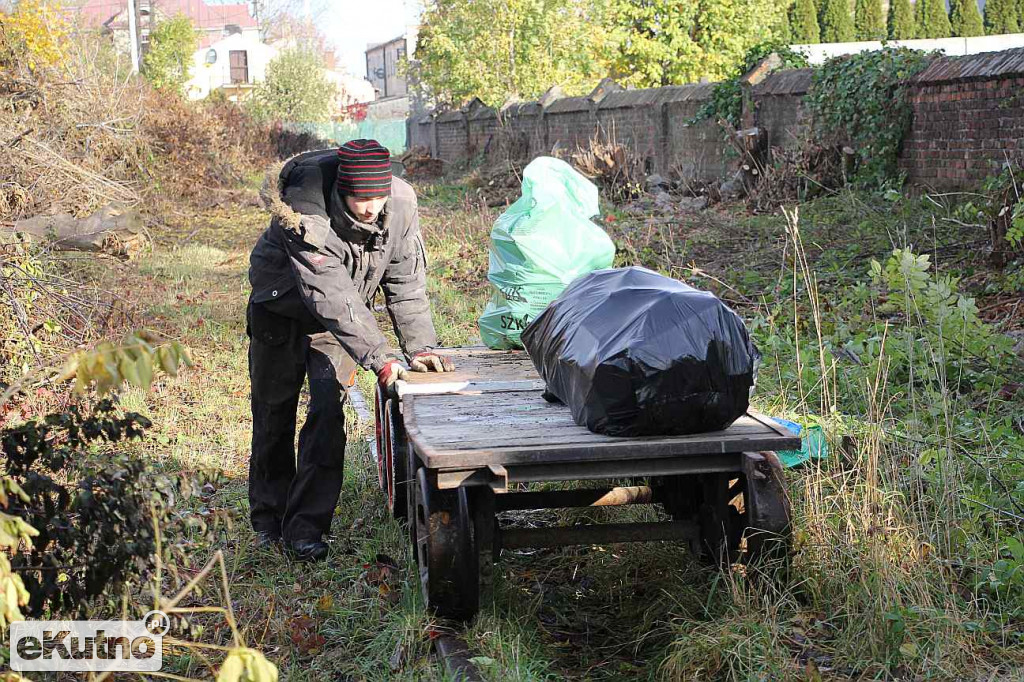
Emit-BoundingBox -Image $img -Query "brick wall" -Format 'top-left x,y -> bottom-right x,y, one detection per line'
900,52 -> 1024,188
544,97 -> 601,154
467,111 -> 498,157
752,69 -> 814,152
434,111 -> 468,162
413,48 -> 1024,190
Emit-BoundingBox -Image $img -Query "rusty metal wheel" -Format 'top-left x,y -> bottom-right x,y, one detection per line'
373,384 -> 386,490
387,400 -> 408,521
407,444 -> 420,563
414,469 -> 479,621
382,398 -> 394,505
740,451 -> 791,566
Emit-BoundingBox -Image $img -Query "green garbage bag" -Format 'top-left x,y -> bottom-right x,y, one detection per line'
770,417 -> 828,468
479,157 -> 615,349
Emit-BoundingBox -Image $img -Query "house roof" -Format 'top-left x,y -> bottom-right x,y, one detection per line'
70,0 -> 256,31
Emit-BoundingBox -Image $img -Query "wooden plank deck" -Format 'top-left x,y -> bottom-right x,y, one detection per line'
396,346 -> 542,397
398,348 -> 799,470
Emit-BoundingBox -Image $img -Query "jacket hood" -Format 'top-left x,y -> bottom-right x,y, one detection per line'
258,160 -> 302,233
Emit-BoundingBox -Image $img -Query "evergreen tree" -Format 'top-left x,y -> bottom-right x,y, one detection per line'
921,0 -> 953,36
854,0 -> 886,38
820,0 -> 855,41
792,0 -> 822,42
984,0 -> 1020,33
949,0 -> 984,36
888,0 -> 917,37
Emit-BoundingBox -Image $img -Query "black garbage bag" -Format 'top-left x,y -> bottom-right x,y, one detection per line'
521,267 -> 760,437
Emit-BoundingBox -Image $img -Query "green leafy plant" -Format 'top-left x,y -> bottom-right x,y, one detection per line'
915,0 -> 953,37
855,0 -> 886,39
864,249 -> 1011,392
791,0 -> 821,43
247,48 -> 337,124
807,48 -> 931,188
984,0 -> 1020,34
819,0 -> 855,41
0,478 -> 35,632
949,0 -> 985,37
2,401 -> 153,616
141,15 -> 198,94
888,0 -> 917,38
974,161 -> 1024,260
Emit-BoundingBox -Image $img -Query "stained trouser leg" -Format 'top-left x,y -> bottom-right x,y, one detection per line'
282,331 -> 359,542
247,305 -> 306,536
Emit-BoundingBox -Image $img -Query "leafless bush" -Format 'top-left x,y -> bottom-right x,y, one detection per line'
570,131 -> 646,204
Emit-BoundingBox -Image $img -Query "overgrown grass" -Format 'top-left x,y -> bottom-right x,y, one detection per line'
22,182 -> 1023,680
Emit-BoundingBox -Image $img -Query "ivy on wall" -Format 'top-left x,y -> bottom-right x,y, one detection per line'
690,42 -> 810,129
806,47 -> 931,187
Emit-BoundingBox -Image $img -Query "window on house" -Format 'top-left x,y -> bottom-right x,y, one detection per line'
229,50 -> 248,84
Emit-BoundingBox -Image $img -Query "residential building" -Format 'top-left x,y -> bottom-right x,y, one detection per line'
70,0 -> 274,101
365,31 -> 415,99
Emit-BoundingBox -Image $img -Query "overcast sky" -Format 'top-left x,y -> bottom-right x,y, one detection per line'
319,0 -> 421,77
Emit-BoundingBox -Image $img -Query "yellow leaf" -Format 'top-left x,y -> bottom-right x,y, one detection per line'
119,353 -> 142,388
136,352 -> 154,390
217,648 -> 278,682
172,341 -> 194,367
899,641 -> 918,658
157,346 -> 179,377
55,355 -> 79,382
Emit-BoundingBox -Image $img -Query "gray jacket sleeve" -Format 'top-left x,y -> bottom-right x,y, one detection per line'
279,222 -> 394,371
380,208 -> 438,359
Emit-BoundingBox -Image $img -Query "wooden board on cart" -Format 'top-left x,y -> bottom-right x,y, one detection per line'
396,346 -> 541,396
404,389 -> 799,469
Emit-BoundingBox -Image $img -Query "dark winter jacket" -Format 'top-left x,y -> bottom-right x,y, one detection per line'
248,149 -> 437,371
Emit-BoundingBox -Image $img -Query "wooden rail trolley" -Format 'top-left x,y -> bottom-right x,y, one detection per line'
372,347 -> 798,620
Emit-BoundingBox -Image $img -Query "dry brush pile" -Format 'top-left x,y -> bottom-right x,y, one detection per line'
0,19 -> 325,387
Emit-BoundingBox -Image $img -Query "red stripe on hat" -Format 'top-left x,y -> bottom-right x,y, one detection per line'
338,151 -> 390,159
345,188 -> 391,195
337,161 -> 391,168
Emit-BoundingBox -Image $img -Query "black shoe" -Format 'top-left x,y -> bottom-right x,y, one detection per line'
254,530 -> 282,549
285,539 -> 329,562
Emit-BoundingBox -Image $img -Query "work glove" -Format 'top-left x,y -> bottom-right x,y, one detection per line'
376,359 -> 409,397
410,350 -> 456,373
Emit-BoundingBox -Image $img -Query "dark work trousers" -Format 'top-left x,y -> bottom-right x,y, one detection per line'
247,300 -> 358,542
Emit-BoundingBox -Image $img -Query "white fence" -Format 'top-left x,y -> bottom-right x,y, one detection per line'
792,33 -> 1024,64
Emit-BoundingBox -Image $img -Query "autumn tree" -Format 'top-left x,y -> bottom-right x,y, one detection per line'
792,0 -> 821,42
949,0 -> 984,36
689,0 -> 791,82
141,15 -> 197,94
854,0 -> 886,38
888,0 -> 916,37
600,0 -> 700,87
415,0 -> 607,107
247,48 -> 336,123
819,0 -> 855,41
416,0 -> 792,104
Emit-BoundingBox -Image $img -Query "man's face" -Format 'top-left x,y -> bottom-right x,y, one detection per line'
345,195 -> 388,223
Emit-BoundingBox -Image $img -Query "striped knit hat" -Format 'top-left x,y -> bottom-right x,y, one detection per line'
336,139 -> 392,197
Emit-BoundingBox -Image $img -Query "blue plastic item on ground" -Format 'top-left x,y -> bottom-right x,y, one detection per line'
770,417 -> 828,468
